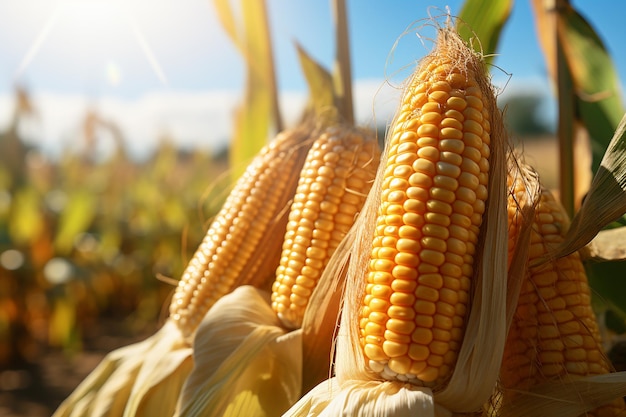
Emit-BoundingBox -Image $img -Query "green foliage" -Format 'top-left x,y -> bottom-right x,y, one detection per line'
213,0 -> 281,179
557,5 -> 624,173
54,190 -> 97,255
8,186 -> 44,245
295,42 -> 337,123
457,0 -> 513,65
499,93 -> 553,136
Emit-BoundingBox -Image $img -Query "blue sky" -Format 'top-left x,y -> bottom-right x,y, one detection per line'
0,0 -> 624,157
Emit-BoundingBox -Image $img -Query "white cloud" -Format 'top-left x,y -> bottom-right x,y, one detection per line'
0,79 -> 403,160
354,78 -> 403,128
0,76 -> 554,161
1,89 -> 245,160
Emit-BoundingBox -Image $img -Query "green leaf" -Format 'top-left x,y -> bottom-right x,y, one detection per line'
212,0 -> 280,179
295,42 -> 337,123
212,0 -> 241,51
531,1 -> 624,215
230,69 -> 272,179
558,4 -> 625,173
48,296 -> 78,349
9,186 -> 44,245
54,190 -> 97,254
456,0 -> 513,65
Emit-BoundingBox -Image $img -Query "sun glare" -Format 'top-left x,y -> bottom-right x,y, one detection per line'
16,0 -> 167,88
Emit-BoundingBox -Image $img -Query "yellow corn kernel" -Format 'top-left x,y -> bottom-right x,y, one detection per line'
169,126 -> 313,338
271,126 -> 380,329
501,181 -> 626,416
359,29 -> 495,387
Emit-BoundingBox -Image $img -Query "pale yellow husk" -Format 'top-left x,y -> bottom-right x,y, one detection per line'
176,285 -> 302,417
54,286 -> 304,417
122,322 -> 193,417
281,378 -> 340,416
52,320 -> 192,417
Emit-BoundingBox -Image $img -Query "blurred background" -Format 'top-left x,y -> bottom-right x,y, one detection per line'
0,0 -> 624,415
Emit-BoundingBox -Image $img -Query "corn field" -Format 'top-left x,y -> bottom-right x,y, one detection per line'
3,0 -> 626,416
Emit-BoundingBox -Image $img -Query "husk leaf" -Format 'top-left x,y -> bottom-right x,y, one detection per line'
281,378 -> 340,417
176,286 -> 302,417
52,321 -> 182,417
122,321 -> 193,417
283,378 -> 454,417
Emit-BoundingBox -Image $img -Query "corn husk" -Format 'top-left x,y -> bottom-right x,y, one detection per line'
52,321 -> 192,417
122,322 -> 194,417
281,378 -> 340,416
176,286 -> 302,417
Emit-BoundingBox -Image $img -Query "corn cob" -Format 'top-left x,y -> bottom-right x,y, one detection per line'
169,126 -> 313,338
358,28 -> 495,387
271,126 -> 380,329
501,185 -> 626,416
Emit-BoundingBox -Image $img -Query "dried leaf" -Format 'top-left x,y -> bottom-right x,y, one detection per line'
295,42 -> 337,122
331,0 -> 354,124
52,325 -> 170,417
586,227 -> 626,262
213,0 -> 281,178
176,286 -> 302,417
301,229 -> 352,393
550,112 -> 626,260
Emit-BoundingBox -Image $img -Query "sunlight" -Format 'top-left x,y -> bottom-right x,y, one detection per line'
15,0 -> 168,88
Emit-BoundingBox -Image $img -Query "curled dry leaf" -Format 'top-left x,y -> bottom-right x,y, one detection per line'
52,322 -> 191,417
176,286 -> 302,417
